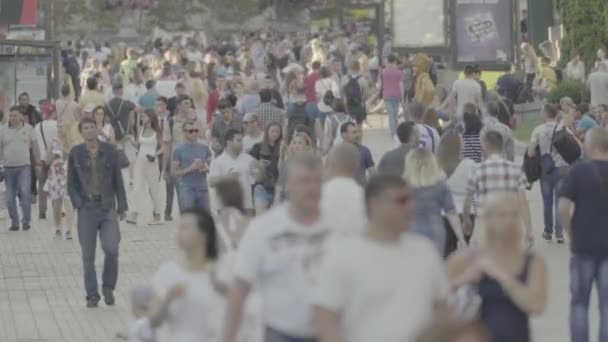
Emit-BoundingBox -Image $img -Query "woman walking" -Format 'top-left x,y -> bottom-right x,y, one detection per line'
92,106 -> 115,144
127,109 -> 163,225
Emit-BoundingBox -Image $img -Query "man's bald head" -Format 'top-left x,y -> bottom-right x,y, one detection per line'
585,127 -> 608,154
326,143 -> 359,176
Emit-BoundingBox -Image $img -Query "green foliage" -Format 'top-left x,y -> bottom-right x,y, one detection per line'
544,80 -> 590,105
556,0 -> 608,70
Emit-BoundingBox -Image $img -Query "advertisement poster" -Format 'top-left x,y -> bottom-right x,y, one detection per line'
343,8 -> 376,35
453,0 -> 514,66
392,0 -> 446,48
0,0 -> 38,26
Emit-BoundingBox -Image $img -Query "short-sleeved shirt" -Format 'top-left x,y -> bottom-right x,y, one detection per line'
377,144 -> 414,176
481,117 -> 515,160
162,115 -> 189,146
255,103 -> 285,131
587,71 -> 608,107
576,114 -> 599,137
467,154 -> 528,207
171,142 -> 212,189
560,160 -> 608,257
211,118 -> 243,154
415,123 -> 440,153
381,65 -> 404,100
304,72 -> 321,102
530,121 -> 568,167
452,79 -> 482,119
355,144 -> 374,184
209,152 -> 255,209
0,123 -> 37,167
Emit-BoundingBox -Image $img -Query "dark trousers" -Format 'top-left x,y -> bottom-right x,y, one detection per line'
77,206 -> 120,299
38,163 -> 50,215
570,254 -> 608,342
160,155 -> 175,216
444,214 -> 476,258
265,327 -> 316,342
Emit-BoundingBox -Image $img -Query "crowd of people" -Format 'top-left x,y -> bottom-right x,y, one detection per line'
1,24 -> 608,342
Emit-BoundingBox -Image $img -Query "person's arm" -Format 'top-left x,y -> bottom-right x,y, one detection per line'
505,133 -> 515,161
222,278 -> 251,342
527,128 -> 539,157
519,190 -> 533,244
67,149 -> 83,209
558,197 -> 574,239
113,147 -> 128,215
446,250 -> 481,289
480,255 -> 548,314
315,307 -> 344,342
30,134 -> 42,175
148,284 -> 185,328
207,157 -> 223,187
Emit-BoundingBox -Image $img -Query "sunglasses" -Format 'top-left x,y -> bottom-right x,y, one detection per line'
185,129 -> 199,134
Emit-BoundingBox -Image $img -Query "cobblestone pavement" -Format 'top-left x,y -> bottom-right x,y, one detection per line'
0,115 -> 597,341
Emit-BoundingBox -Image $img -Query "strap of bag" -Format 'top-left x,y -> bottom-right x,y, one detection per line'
39,123 -> 48,153
548,121 -> 559,154
423,124 -> 436,152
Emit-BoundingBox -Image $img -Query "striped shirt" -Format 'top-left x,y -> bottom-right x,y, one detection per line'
462,133 -> 483,163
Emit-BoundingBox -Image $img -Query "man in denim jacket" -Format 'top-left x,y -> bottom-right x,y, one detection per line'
67,117 -> 127,308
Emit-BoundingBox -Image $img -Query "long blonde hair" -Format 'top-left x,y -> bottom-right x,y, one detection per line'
437,131 -> 462,178
190,78 -> 208,108
404,148 -> 444,187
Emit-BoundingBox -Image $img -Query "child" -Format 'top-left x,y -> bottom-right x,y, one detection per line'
128,286 -> 157,342
43,142 -> 73,239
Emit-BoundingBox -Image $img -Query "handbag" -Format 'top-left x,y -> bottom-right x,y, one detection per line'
553,127 -> 581,164
523,146 -> 541,184
540,123 -> 558,176
117,149 -> 129,169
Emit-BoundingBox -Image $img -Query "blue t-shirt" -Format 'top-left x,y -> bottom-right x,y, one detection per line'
355,144 -> 375,184
560,160 -> 608,257
172,142 -> 213,189
576,114 -> 599,137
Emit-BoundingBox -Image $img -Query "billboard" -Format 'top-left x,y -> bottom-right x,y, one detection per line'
453,0 -> 515,68
392,0 -> 446,49
0,0 -> 38,26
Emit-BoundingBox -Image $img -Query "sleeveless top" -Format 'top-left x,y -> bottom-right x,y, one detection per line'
138,128 -> 158,160
478,254 -> 533,342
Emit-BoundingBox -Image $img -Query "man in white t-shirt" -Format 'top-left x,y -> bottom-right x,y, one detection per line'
222,153 -> 329,342
208,129 -> 256,213
442,65 -> 483,121
34,103 -> 58,220
322,143 -> 366,235
313,174 -> 449,342
409,102 -> 440,153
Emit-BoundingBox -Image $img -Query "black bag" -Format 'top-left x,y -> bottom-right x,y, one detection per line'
323,90 -> 335,107
117,149 -> 130,169
344,75 -> 363,106
539,124 -> 558,176
523,148 -> 541,185
287,102 -> 312,142
553,128 -> 581,164
106,100 -> 128,140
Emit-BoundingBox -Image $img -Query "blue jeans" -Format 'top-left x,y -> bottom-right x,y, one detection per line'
253,184 -> 273,209
78,206 -> 120,299
5,166 -> 32,227
570,254 -> 608,342
383,98 -> 400,136
540,166 -> 568,237
305,101 -> 318,124
176,185 -> 210,212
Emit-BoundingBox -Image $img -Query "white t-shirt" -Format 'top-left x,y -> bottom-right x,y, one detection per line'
415,123 -> 440,153
152,260 -> 221,342
315,77 -> 340,113
452,79 -> 482,119
34,120 -> 58,163
234,204 -> 334,338
209,152 -> 256,209
243,133 -> 264,154
321,177 -> 366,235
313,234 -> 449,342
445,158 -> 477,213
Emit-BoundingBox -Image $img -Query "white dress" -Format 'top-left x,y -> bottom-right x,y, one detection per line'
215,208 -> 263,342
131,129 -> 162,215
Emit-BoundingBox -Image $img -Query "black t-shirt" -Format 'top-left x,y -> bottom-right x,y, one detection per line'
560,160 -> 608,257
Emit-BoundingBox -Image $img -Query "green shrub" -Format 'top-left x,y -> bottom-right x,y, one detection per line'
545,80 -> 590,105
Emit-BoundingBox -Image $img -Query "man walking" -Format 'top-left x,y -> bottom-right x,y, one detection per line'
409,102 -> 440,153
171,121 -> 213,212
314,174 -> 448,342
377,121 -> 418,176
481,101 -> 515,161
558,128 -> 608,342
255,88 -> 285,131
0,107 -> 42,231
67,117 -> 127,308
340,122 -> 374,184
34,103 -> 59,220
381,55 -> 404,138
222,153 -> 330,342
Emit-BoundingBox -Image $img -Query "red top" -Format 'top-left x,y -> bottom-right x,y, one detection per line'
207,89 -> 220,124
304,71 -> 321,103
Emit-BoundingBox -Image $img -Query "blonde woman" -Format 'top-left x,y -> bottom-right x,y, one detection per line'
521,43 -> 539,89
190,77 -> 208,125
446,193 -> 548,342
274,131 -> 313,204
404,148 -> 466,254
437,131 -> 478,255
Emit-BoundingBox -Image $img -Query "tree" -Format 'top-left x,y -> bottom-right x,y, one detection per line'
556,0 -> 608,69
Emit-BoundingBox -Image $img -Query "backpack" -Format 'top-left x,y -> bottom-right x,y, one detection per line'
332,114 -> 354,146
106,100 -> 128,140
287,102 -> 312,142
321,79 -> 335,106
344,75 -> 362,106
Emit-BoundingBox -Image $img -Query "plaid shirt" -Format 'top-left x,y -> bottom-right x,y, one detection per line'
480,117 -> 515,161
467,154 -> 528,207
255,103 -> 285,130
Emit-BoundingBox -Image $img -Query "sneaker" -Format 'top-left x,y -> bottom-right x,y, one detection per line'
55,229 -> 62,238
22,224 -> 31,231
126,219 -> 137,225
86,296 -> 100,308
556,237 -> 565,244
149,219 -> 162,226
103,290 -> 115,306
39,212 -> 46,220
164,214 -> 173,221
542,232 -> 552,242
8,225 -> 19,232
65,231 -> 73,240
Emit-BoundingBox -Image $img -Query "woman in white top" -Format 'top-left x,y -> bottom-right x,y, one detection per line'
315,66 -> 340,141
521,43 -> 538,88
93,106 -> 115,144
148,209 -> 222,342
127,110 -> 163,225
437,131 -> 478,256
190,77 -> 209,125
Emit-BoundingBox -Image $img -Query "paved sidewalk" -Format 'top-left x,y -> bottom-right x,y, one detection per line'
0,116 -> 597,341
